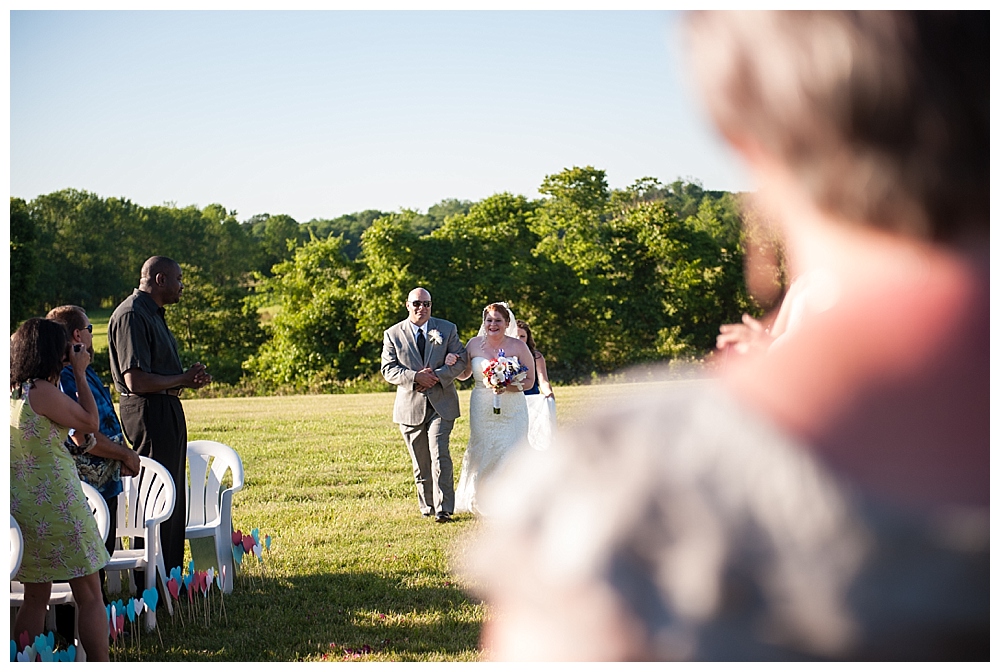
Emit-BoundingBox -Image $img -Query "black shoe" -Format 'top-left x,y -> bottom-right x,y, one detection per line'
422,511 -> 434,518
435,512 -> 452,523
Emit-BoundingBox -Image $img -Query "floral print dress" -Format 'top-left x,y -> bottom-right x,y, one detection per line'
10,381 -> 110,582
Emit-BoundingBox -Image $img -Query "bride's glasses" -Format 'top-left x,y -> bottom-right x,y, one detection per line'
410,301 -> 432,308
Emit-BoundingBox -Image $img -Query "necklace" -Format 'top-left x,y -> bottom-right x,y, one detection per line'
483,336 -> 505,358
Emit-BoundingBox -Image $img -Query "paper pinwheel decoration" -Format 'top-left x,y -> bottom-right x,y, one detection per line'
12,630 -> 75,662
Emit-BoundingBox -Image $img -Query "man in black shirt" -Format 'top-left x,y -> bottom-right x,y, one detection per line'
108,256 -> 211,573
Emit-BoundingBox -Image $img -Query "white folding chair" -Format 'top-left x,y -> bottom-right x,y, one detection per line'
10,483 -> 109,661
104,456 -> 175,629
10,514 -> 24,581
186,440 -> 244,594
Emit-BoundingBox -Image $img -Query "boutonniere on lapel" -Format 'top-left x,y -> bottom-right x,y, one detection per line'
427,329 -> 443,346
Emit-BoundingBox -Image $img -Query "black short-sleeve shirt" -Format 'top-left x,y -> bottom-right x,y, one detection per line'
107,289 -> 183,395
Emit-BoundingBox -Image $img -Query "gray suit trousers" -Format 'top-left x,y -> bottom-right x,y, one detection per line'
399,401 -> 455,515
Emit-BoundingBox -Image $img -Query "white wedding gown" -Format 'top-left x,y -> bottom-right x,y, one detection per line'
455,357 -> 529,515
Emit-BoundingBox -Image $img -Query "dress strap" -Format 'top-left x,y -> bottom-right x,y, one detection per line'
11,380 -> 32,400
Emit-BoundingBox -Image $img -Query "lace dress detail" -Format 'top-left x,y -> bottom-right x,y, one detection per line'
455,357 -> 529,515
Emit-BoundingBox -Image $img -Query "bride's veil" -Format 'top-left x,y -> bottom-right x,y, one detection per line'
476,302 -> 520,339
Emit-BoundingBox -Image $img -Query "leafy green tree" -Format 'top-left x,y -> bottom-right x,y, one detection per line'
245,236 -> 363,388
427,199 -> 473,226
303,200 -> 470,265
597,200 -> 679,368
352,213 -> 423,348
405,198 -> 474,237
651,200 -> 749,358
640,178 -> 729,222
245,213 -> 305,275
15,171 -> 755,391
526,171 -> 751,373
532,166 -> 611,274
198,204 -> 261,282
527,167 -> 615,376
241,212 -> 270,233
422,193 -> 540,339
166,263 -> 264,385
130,204 -> 207,287
10,197 -> 39,331
305,210 -> 389,260
28,189 -> 144,309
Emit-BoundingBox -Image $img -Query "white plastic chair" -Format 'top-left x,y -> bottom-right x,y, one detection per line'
10,483 -> 108,661
83,481 -> 111,543
10,514 -> 23,581
104,456 -> 175,629
186,440 -> 244,594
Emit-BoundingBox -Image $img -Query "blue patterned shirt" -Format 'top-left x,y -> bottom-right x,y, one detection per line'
60,365 -> 126,499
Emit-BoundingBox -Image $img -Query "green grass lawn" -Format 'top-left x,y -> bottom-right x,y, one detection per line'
97,379 -> 692,661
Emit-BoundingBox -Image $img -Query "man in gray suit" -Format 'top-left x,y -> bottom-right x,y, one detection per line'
381,287 -> 469,522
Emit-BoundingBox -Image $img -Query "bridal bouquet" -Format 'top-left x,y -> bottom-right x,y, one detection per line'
482,349 -> 529,414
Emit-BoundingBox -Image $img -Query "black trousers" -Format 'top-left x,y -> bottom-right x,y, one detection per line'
119,394 -> 188,574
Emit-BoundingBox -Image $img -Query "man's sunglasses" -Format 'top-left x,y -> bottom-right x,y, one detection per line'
409,301 -> 432,308
84,324 -> 93,333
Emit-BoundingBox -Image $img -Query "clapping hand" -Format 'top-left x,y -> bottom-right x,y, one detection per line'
717,314 -> 770,355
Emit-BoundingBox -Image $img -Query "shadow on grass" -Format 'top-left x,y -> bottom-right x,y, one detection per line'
125,570 -> 483,662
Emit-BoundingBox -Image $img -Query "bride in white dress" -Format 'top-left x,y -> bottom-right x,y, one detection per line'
449,302 -> 535,515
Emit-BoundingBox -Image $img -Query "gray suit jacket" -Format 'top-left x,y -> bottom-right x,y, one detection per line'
381,317 -> 469,425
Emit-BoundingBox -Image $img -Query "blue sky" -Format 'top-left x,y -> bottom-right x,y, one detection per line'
10,10 -> 751,223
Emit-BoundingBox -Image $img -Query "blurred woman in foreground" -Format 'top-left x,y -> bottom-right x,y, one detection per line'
11,318 -> 110,661
462,11 -> 987,661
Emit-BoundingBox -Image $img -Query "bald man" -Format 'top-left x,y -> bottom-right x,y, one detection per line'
108,256 -> 211,573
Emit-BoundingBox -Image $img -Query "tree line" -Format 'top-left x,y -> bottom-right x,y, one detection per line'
10,167 -> 772,394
